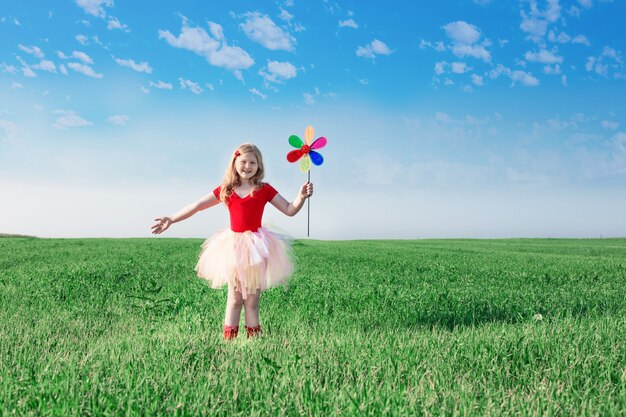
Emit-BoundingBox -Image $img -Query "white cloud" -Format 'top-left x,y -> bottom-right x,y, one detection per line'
52,110 -> 92,129
434,61 -> 446,75
572,35 -> 591,46
301,87 -> 337,105
249,88 -> 267,100
356,39 -> 392,59
471,74 -> 484,85
561,75 -> 567,86
303,92 -> 316,105
1,63 -> 17,74
75,0 -> 113,18
67,62 -> 103,78
208,22 -> 224,40
451,44 -> 491,61
435,112 -> 452,123
208,45 -> 255,80
525,48 -> 563,64
32,60 -> 57,73
107,17 -> 128,31
586,46 -> 624,77
60,64 -> 68,75
279,9 -> 293,22
114,57 -> 152,73
140,86 -> 150,94
159,22 -> 220,55
602,46 -> 621,61
277,9 -> 305,32
240,12 -> 295,51
434,112 -> 487,126
107,114 -> 130,126
76,34 -> 88,45
421,39 -> 447,52
339,19 -> 358,29
159,20 -> 254,79
544,0 -> 562,21
292,22 -> 305,33
71,51 -> 93,64
548,31 -> 591,46
451,62 -> 469,74
149,80 -> 173,90
441,21 -> 491,62
568,5 -> 582,17
489,64 -> 539,87
442,21 -> 481,44
520,0 -> 561,43
16,57 -> 36,78
259,60 -> 297,84
11,82 -> 23,89
18,44 -> 44,59
0,119 -> 22,144
601,120 -> 619,130
510,70 -> 540,86
178,78 -> 203,94
586,57 -> 599,72
578,0 -> 593,8
543,64 -> 562,74
542,118 -> 572,131
521,17 -> 548,41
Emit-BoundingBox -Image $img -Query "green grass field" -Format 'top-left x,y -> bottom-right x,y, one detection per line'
1,237 -> 625,416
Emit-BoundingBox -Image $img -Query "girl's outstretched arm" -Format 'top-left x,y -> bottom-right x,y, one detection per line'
270,182 -> 313,217
151,192 -> 220,234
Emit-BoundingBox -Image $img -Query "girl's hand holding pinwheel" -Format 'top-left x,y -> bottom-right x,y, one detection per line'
298,182 -> 314,199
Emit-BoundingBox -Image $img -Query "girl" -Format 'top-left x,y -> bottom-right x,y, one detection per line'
151,143 -> 312,340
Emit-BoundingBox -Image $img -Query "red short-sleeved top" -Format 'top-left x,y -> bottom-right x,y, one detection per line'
213,183 -> 278,232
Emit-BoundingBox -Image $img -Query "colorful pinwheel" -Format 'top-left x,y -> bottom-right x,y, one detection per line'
286,125 -> 328,172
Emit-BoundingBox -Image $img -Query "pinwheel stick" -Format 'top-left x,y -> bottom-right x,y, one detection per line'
307,170 -> 311,237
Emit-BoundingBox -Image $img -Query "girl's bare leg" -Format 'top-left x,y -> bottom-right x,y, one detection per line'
224,284 -> 244,327
243,292 -> 260,328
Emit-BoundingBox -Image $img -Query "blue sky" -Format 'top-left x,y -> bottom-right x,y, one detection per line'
1,0 -> 625,239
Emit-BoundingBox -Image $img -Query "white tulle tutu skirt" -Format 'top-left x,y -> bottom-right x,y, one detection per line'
195,227 -> 293,299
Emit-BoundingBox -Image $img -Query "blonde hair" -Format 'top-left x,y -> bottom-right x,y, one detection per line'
219,143 -> 265,204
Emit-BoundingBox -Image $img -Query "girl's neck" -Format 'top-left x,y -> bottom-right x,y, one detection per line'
238,179 -> 254,188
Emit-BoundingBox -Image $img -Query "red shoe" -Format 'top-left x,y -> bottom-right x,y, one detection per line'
223,325 -> 239,340
246,325 -> 262,338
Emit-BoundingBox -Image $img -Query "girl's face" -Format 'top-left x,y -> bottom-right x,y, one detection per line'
235,152 -> 259,182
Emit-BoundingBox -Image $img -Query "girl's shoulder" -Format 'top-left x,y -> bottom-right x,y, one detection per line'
260,182 -> 278,199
